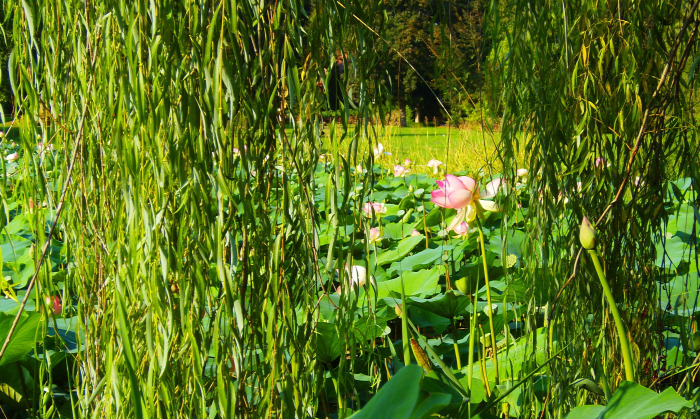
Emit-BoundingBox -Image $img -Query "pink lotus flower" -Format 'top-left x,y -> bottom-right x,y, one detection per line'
411,229 -> 421,236
45,295 -> 62,315
37,142 -> 54,154
431,175 -> 503,230
427,159 -> 443,174
373,143 -> 391,158
4,152 -> 18,162
394,165 -> 408,177
362,202 -> 386,216
516,168 -> 528,178
368,227 -> 381,244
337,264 -> 375,294
453,221 -> 469,238
404,158 -> 412,167
430,175 -> 478,210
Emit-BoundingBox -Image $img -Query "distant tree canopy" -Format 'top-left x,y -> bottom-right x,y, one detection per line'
0,9 -> 12,114
0,1 -> 487,125
380,0 -> 488,125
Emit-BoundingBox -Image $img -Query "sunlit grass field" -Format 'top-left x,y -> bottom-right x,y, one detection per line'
325,123 -> 519,176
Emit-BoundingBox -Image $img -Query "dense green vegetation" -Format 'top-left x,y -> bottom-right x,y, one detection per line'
0,0 -> 698,418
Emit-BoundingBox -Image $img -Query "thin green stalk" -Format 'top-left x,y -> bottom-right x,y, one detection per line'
476,218 -> 499,384
467,276 -> 479,390
588,248 -> 635,382
401,279 -> 411,367
452,318 -> 462,370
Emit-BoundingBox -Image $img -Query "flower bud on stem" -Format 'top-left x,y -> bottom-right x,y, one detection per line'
582,217 -> 635,382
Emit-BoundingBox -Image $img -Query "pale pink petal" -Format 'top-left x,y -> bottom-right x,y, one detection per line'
369,227 -> 381,242
430,189 -> 449,208
453,221 -> 469,235
373,203 -> 386,214
446,208 -> 467,231
457,176 -> 477,193
443,174 -> 466,193
447,189 -> 473,209
481,178 -> 503,199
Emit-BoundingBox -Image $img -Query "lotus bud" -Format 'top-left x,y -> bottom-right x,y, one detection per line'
45,295 -> 62,316
580,216 -> 597,250
455,277 -> 469,295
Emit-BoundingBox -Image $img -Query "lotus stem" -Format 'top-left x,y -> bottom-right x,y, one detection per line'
588,248 -> 635,382
476,218 -> 499,384
468,294 -> 477,390
452,318 -> 462,370
401,280 -> 411,367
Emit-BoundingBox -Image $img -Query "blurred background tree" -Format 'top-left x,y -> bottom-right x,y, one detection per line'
0,8 -> 13,115
380,0 -> 488,126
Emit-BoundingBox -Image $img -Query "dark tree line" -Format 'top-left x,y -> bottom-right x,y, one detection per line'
0,2 -> 489,125
380,0 -> 489,126
0,8 -> 12,114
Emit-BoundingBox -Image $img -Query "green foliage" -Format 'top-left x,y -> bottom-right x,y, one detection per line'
3,0 -> 386,416
488,0 -> 700,411
1,0 -> 698,417
564,381 -> 693,419
381,0 -> 488,123
0,8 -> 13,112
350,364 -> 452,419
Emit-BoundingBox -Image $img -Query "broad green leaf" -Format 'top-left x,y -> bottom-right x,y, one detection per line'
408,291 -> 471,319
654,235 -> 688,268
315,322 -> 341,364
388,247 -> 444,273
0,362 -> 35,409
376,265 -> 444,299
0,236 -> 32,265
471,327 -> 551,382
564,381 -> 692,419
375,235 -> 424,266
0,311 -> 41,365
383,222 -> 419,240
658,273 -> 699,316
413,207 -> 445,229
409,392 -> 452,419
350,364 -> 423,419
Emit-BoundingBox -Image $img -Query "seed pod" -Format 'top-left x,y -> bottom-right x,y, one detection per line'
410,338 -> 432,372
